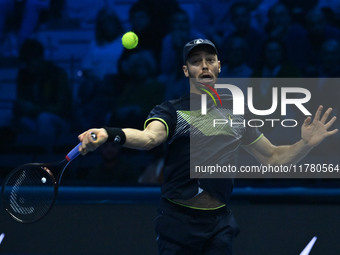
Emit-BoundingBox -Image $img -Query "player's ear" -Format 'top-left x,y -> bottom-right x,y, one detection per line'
218,60 -> 221,73
183,65 -> 189,77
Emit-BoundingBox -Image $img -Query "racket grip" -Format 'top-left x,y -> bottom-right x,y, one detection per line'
65,143 -> 81,162
65,132 -> 97,162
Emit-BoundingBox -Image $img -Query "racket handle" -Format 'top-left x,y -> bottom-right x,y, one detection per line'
65,132 -> 97,162
65,143 -> 81,162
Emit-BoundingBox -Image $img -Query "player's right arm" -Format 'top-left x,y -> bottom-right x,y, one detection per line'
78,120 -> 167,155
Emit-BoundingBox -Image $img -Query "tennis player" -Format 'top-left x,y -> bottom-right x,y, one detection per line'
78,39 -> 338,255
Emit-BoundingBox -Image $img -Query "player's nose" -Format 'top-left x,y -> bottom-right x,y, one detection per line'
202,60 -> 208,69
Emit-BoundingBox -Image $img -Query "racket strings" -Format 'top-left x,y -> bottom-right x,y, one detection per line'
3,166 -> 56,222
9,171 -> 34,215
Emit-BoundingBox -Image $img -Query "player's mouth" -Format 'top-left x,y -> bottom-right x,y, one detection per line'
199,73 -> 214,83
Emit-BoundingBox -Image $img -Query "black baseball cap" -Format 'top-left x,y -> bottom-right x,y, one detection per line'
183,39 -> 218,63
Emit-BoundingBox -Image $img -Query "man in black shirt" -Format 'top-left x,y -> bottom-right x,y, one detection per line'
78,39 -> 338,255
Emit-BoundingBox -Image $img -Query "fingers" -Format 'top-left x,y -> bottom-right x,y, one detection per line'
78,131 -> 87,142
78,130 -> 97,155
313,105 -> 323,123
327,128 -> 339,137
79,135 -> 89,155
317,107 -> 337,132
303,116 -> 312,126
313,105 -> 337,126
320,107 -> 333,124
314,106 -> 338,136
325,116 -> 337,129
78,128 -> 106,155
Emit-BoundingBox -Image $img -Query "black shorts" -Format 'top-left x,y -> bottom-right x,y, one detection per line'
154,198 -> 240,255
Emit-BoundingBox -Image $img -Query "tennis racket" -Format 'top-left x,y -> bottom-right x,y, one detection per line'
1,133 -> 96,223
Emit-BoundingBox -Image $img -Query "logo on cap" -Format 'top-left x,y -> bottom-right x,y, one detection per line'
194,39 -> 204,44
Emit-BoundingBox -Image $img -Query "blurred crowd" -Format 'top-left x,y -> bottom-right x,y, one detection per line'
0,0 -> 339,186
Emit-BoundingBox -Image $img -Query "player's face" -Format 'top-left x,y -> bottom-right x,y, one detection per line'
183,47 -> 221,92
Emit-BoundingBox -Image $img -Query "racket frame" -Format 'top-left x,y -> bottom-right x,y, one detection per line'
1,132 -> 96,223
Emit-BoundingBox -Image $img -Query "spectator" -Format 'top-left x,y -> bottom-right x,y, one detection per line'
110,50 -> 165,128
0,0 -> 50,57
138,145 -> 166,185
158,69 -> 189,101
0,0 -> 15,49
74,50 -> 164,130
13,39 -> 72,146
85,142 -> 140,186
160,8 -> 205,76
74,8 -> 124,130
222,1 -> 266,68
127,2 -> 154,52
192,0 -> 235,49
250,38 -> 307,144
159,9 -> 205,100
219,36 -> 253,79
304,39 -> 340,78
265,2 -> 310,69
39,0 -> 66,26
252,38 -> 301,78
81,8 -> 124,80
119,1 -> 175,65
280,0 -> 318,24
135,0 -> 180,40
248,0 -> 278,32
316,2 -> 340,26
303,8 -> 340,69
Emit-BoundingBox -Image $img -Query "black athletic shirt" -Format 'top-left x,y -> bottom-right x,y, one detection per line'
144,93 -> 262,204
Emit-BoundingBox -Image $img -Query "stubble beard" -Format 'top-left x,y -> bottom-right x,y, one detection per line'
188,69 -> 219,93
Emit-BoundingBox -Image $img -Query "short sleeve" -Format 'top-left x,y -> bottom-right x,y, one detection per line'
242,127 -> 263,146
144,101 -> 177,140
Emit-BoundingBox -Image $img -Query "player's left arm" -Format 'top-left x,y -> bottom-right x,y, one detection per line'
243,105 -> 338,165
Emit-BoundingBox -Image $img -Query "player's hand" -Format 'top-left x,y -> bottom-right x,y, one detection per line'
301,105 -> 338,148
78,128 -> 108,155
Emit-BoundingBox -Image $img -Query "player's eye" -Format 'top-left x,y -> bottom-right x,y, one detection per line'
207,58 -> 215,63
190,58 -> 201,65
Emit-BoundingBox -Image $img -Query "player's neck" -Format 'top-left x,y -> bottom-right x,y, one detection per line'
190,82 -> 217,94
190,83 -> 203,95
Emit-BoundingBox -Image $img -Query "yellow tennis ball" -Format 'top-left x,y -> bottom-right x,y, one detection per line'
122,32 -> 139,49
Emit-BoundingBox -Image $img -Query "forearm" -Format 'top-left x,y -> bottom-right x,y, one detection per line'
267,139 -> 313,165
245,136 -> 314,166
122,128 -> 162,150
79,121 -> 167,155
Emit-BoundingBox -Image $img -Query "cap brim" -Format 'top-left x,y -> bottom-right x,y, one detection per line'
184,43 -> 217,63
